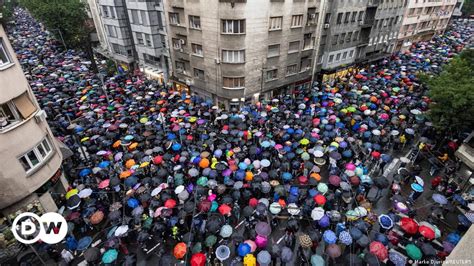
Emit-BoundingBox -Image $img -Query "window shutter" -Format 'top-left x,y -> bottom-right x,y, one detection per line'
13,92 -> 37,119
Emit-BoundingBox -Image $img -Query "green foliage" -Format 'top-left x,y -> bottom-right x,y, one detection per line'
423,50 -> 474,133
0,0 -> 16,24
462,0 -> 474,16
18,0 -> 90,48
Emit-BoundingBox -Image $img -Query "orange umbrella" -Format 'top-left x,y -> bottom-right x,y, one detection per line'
125,159 -> 136,169
90,211 -> 104,224
173,242 -> 187,259
245,171 -> 254,181
199,158 -> 210,168
112,140 -> 121,148
310,173 -> 321,181
120,170 -> 131,179
128,142 -> 138,151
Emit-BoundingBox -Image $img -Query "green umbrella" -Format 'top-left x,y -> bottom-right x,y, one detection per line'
405,244 -> 422,260
347,106 -> 357,113
192,242 -> 202,254
392,87 -> 400,92
143,217 -> 153,229
301,152 -> 310,161
205,235 -> 217,247
317,183 -> 328,194
210,201 -> 219,212
197,176 -> 208,186
174,174 -> 184,186
311,254 -> 325,266
102,249 -> 118,264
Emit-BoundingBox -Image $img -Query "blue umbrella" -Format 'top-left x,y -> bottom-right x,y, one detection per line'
458,214 -> 472,227
237,243 -> 251,257
66,236 -> 78,250
338,231 -> 352,245
342,150 -> 352,158
167,133 -> 176,140
102,249 -> 118,264
432,194 -> 448,205
411,183 -> 423,192
124,176 -> 138,187
374,233 -> 389,246
79,168 -> 92,177
446,232 -> 461,245
124,135 -> 134,141
453,194 -> 467,206
378,214 -> 394,230
282,172 -> 293,182
381,154 -> 392,162
127,198 -> 139,208
323,230 -> 337,244
389,250 -> 406,266
98,161 -> 110,168
77,236 -> 92,251
319,215 -> 330,228
172,143 -> 181,151
261,140 -> 271,148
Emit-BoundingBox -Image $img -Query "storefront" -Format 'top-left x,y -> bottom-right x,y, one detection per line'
170,78 -> 190,97
271,78 -> 312,98
321,66 -> 358,83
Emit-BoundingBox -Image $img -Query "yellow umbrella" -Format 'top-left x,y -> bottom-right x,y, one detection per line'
139,117 -> 148,124
243,254 -> 256,266
140,162 -> 150,168
80,95 -> 87,101
65,189 -> 78,200
189,117 -> 197,123
330,142 -> 339,148
300,138 -> 310,145
81,137 -> 90,142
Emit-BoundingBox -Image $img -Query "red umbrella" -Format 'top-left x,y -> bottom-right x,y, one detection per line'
249,198 -> 258,207
314,194 -> 327,206
164,199 -> 177,209
355,74 -> 363,79
153,156 -> 163,164
371,151 -> 381,159
419,225 -> 435,240
218,204 -> 232,216
369,241 -> 388,261
400,217 -> 418,235
329,175 -> 341,186
191,252 -> 206,266
198,200 -> 211,212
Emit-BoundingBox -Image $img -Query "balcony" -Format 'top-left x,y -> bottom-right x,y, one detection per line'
360,19 -> 375,28
170,0 -> 184,8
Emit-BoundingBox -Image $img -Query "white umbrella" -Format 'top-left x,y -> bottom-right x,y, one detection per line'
260,159 -> 271,168
114,225 -> 129,237
415,176 -> 424,186
390,130 -> 400,136
78,188 -> 93,198
314,150 -> 324,157
311,207 -> 325,221
287,203 -> 300,216
151,187 -> 162,196
354,206 -> 367,217
410,109 -> 422,115
372,129 -> 381,136
174,185 -> 185,194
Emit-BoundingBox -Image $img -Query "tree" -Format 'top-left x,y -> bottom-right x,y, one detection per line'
19,0 -> 98,72
462,0 -> 474,17
421,49 -> 474,134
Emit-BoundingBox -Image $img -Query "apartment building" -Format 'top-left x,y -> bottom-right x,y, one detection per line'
0,25 -> 67,218
396,0 -> 456,51
164,0 -> 325,108
318,0 -> 404,78
91,0 -> 170,81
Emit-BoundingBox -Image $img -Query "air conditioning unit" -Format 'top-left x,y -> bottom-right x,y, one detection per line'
180,39 -> 185,44
35,110 -> 47,123
324,23 -> 330,28
215,58 -> 220,64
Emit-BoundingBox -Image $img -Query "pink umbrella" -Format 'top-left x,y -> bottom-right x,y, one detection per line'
255,235 -> 268,248
380,113 -> 389,120
244,240 -> 257,252
345,163 -> 356,171
329,175 -> 341,186
98,179 -> 110,189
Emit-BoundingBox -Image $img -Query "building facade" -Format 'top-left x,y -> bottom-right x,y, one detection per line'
164,0 -> 325,107
91,0 -> 170,81
318,0 -> 404,78
0,25 -> 67,219
396,0 -> 456,51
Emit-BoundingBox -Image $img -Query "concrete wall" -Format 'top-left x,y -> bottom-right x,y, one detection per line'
0,26 -> 63,212
165,0 -> 324,103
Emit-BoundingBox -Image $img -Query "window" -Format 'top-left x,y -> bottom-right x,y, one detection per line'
223,77 -> 245,88
131,10 -> 139,24
266,69 -> 278,81
169,12 -> 180,25
328,55 -> 334,63
175,61 -> 186,73
191,43 -> 203,56
358,11 -> 364,21
288,41 -> 300,53
102,6 -> 109,17
332,35 -> 338,45
307,9 -> 318,25
269,17 -> 283,30
353,31 -> 359,41
379,35 -> 383,44
0,39 -> 12,67
144,34 -> 152,46
335,53 -> 341,61
347,32 -> 352,42
0,101 -> 20,128
267,44 -> 280,58
136,32 -> 144,45
340,33 -> 346,44
324,13 -> 331,24
19,137 -> 53,173
189,16 -> 201,29
222,19 -> 245,34
373,36 -> 378,44
172,38 -> 183,49
286,64 -> 298,76
300,57 -> 311,71
291,15 -> 303,27
344,12 -> 350,23
222,50 -> 245,63
342,51 -> 348,59
193,68 -> 204,80
303,34 -> 314,50
336,13 -> 343,24
107,25 -> 117,37
8,92 -> 37,121
351,11 -> 357,22
349,50 -> 354,58
141,10 -> 147,25
109,6 -> 116,18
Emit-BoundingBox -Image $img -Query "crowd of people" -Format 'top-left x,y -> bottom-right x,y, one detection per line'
6,7 -> 474,266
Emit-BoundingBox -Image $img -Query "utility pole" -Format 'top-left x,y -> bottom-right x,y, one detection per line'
98,73 -> 111,104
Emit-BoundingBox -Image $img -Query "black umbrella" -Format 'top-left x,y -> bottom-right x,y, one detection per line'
374,177 -> 389,188
67,194 -> 81,209
364,253 -> 379,266
84,247 -> 100,262
345,253 -> 363,266
421,242 -> 437,256
242,206 -> 254,217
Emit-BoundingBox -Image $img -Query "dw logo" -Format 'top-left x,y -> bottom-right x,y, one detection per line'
11,212 -> 68,244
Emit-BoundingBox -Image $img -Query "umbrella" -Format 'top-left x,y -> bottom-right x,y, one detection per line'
114,225 -> 129,237
102,249 -> 118,264
191,253 -> 206,266
388,250 -> 406,266
400,217 -> 418,234
281,246 -> 293,263
67,194 -> 81,209
220,224 -> 233,238
77,236 -> 93,251
66,189 -> 78,199
311,207 -> 325,220
329,175 -> 341,186
311,254 -> 325,266
419,225 -> 435,240
326,244 -> 342,258
78,188 -> 92,198
339,230 -> 352,245
446,232 -> 461,245
84,247 -> 100,262
405,243 -> 422,260
299,234 -> 313,248
205,235 -> 217,247
421,242 -> 437,256
411,183 -> 423,192
323,230 -> 337,244
378,214 -> 394,230
369,241 -> 388,261
432,193 -> 448,205
244,254 -> 257,266
257,250 -> 271,265
174,242 -> 187,259
216,245 -> 230,261
238,243 -> 251,257
255,222 -> 271,237
90,210 -> 104,224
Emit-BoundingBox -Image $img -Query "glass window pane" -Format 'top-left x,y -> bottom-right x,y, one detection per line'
42,139 -> 51,152
20,156 -> 31,171
27,151 -> 40,166
37,144 -> 47,158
